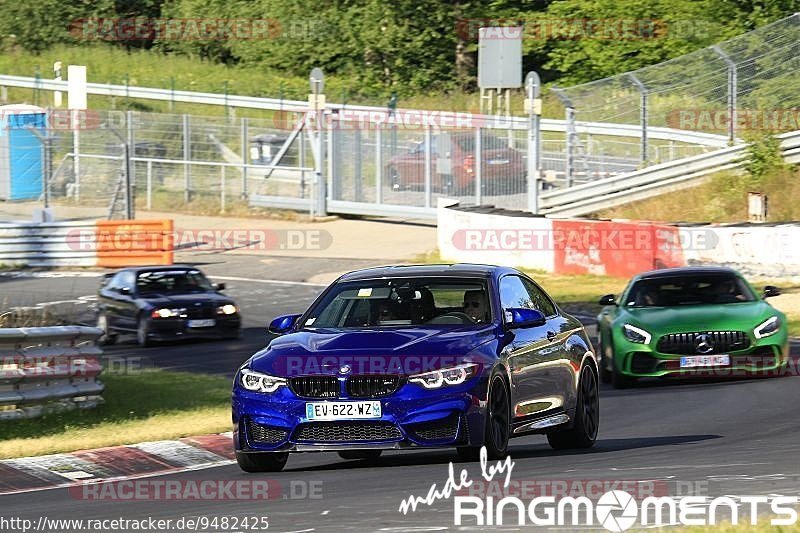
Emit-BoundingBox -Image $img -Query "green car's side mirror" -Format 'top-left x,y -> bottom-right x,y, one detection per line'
763,286 -> 781,298
598,294 -> 616,306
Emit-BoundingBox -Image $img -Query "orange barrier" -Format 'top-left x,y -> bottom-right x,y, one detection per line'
95,219 -> 174,267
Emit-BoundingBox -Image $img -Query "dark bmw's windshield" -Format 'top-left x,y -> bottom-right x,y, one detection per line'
136,269 -> 214,295
302,277 -> 492,328
625,274 -> 756,307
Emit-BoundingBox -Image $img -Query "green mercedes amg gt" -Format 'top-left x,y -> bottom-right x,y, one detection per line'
597,266 -> 789,388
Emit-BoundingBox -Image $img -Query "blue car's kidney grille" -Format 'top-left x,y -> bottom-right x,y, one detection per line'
657,330 -> 749,355
292,421 -> 401,442
246,419 -> 288,444
289,376 -> 340,398
346,375 -> 402,398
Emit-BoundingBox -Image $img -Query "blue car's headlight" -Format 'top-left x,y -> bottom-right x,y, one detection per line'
240,369 -> 287,393
409,364 -> 478,389
622,324 -> 651,344
754,316 -> 781,339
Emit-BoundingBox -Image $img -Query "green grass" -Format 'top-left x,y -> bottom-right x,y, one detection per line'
599,167 -> 800,222
0,369 -> 232,459
0,44 -> 572,117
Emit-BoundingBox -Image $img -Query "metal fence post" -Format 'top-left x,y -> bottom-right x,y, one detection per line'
315,113 -> 327,217
240,117 -> 248,198
526,71 -> 541,214
146,160 -> 152,210
552,86 -> 575,186
712,45 -> 737,145
627,73 -> 648,167
182,113 -> 191,202
126,110 -> 135,212
375,124 -> 383,204
354,124 -> 362,202
220,165 -> 226,213
424,124 -> 432,208
475,127 -> 482,206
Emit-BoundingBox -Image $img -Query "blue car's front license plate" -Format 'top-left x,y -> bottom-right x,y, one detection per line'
306,401 -> 382,420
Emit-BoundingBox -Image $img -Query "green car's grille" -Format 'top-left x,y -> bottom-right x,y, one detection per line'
657,331 -> 749,355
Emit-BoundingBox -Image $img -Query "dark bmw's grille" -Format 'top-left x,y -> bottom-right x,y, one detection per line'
292,421 -> 402,442
185,303 -> 216,319
657,331 -> 750,355
410,415 -> 461,441
246,419 -> 288,444
289,376 -> 340,398
346,375 -> 402,398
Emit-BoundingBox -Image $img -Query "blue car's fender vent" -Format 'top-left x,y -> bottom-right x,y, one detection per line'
408,414 -> 462,442
246,419 -> 289,444
289,376 -> 340,398
292,421 -> 402,442
346,375 -> 403,398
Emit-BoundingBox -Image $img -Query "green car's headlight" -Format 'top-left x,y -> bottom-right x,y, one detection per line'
240,369 -> 287,393
754,316 -> 781,339
622,324 -> 652,344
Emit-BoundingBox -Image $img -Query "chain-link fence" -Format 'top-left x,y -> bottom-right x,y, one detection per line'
553,13 -> 800,174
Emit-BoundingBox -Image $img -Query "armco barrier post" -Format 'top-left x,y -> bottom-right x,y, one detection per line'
0,326 -> 104,421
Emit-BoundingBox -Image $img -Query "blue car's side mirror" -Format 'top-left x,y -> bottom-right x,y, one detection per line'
268,314 -> 301,335
505,307 -> 546,329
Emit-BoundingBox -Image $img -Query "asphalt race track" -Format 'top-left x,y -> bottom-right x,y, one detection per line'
2,256 -> 800,531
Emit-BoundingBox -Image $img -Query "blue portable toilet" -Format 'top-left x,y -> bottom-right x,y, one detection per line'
0,104 -> 46,201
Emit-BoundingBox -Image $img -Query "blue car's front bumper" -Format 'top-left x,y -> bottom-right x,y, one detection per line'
232,374 -> 490,453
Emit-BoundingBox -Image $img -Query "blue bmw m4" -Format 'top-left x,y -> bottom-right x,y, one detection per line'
232,264 -> 599,472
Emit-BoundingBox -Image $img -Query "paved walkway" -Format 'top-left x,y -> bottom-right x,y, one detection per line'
0,203 -> 438,262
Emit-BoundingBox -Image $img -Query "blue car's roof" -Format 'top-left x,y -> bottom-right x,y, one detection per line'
338,263 -> 516,281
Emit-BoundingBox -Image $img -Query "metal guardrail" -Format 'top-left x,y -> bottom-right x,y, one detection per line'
0,74 -> 729,148
0,326 -> 104,420
0,220 -> 99,267
540,130 -> 800,217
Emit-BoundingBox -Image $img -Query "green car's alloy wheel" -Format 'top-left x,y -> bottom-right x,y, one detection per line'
236,452 -> 288,473
547,365 -> 599,449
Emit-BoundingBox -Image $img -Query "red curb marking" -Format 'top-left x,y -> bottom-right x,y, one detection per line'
180,434 -> 236,460
0,462 -> 56,492
71,446 -> 179,477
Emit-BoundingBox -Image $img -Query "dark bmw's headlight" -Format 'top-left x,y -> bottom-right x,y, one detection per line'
622,324 -> 651,344
151,307 -> 187,318
409,364 -> 478,389
240,369 -> 287,393
754,316 -> 781,339
217,304 -> 238,315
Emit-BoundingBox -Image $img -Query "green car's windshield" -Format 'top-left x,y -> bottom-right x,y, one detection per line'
301,277 -> 491,328
625,274 -> 756,307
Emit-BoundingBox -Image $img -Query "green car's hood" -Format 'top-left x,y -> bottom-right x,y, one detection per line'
619,300 -> 779,332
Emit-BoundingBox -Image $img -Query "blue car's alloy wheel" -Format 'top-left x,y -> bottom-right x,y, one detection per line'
458,373 -> 510,461
236,451 -> 289,473
547,366 -> 599,450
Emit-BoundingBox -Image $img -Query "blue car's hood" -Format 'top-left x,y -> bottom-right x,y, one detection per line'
249,326 -> 496,376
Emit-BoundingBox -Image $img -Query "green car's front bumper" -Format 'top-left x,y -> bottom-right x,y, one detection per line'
612,331 -> 790,379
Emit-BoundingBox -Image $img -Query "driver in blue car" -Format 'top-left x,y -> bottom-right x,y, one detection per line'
463,289 -> 489,324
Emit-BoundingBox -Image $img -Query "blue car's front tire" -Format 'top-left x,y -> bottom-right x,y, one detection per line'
236,451 -> 289,472
457,373 -> 510,461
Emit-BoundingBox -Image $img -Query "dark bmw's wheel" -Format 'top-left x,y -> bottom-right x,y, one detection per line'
236,452 -> 289,473
337,450 -> 383,461
137,317 -> 153,347
97,312 -> 117,346
547,365 -> 599,450
457,373 -> 510,461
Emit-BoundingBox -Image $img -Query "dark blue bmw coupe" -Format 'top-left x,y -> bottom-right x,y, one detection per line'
232,264 -> 599,472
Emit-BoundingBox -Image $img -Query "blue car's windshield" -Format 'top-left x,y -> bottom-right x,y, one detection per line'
625,274 -> 756,307
302,277 -> 491,328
